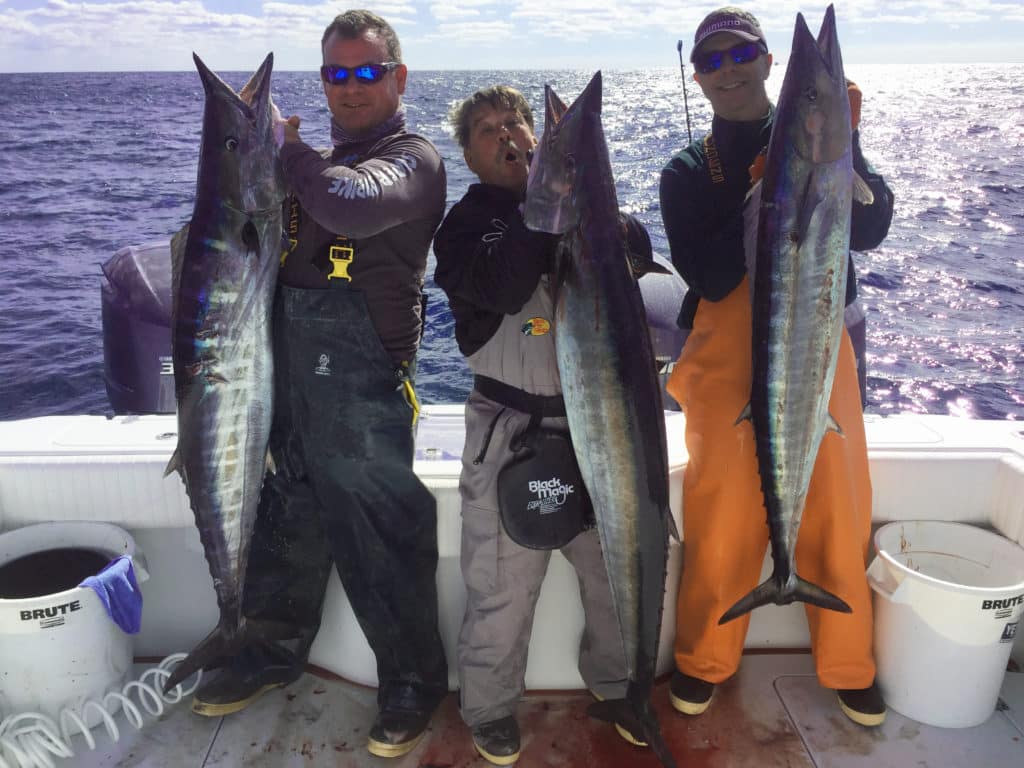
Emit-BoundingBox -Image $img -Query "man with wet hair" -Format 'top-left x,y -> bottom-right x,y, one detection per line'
659,6 -> 894,728
189,9 -> 448,760
434,85 -> 649,765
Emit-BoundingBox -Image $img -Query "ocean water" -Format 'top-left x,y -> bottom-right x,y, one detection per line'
0,65 -> 1021,421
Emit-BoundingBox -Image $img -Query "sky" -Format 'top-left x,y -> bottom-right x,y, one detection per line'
0,0 -> 1021,73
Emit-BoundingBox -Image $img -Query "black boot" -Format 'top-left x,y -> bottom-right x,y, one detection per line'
190,645 -> 302,717
669,669 -> 715,715
366,682 -> 442,758
471,715 -> 520,766
837,680 -> 886,726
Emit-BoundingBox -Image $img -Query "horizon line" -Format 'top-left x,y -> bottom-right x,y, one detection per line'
1,61 -> 1017,75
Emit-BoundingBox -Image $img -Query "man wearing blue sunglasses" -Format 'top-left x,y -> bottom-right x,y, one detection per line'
189,8 -> 449,761
659,5 -> 894,730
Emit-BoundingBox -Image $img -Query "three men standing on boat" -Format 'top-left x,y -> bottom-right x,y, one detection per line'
189,9 -> 449,760
181,3 -> 894,760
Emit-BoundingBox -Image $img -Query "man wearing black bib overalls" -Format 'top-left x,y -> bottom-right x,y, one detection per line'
190,10 -> 448,760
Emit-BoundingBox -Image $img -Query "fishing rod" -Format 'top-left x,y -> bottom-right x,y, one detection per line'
675,40 -> 694,144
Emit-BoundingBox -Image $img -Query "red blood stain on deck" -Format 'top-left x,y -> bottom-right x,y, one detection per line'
415,678 -> 807,768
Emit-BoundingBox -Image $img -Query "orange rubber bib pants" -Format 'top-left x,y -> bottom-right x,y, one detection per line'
666,277 -> 875,689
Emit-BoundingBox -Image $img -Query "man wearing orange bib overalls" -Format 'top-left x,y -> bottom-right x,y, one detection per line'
659,7 -> 894,727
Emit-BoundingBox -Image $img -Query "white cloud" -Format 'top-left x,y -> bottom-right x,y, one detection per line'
425,19 -> 515,45
0,0 -> 1020,71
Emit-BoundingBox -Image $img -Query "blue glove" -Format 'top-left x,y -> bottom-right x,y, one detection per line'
79,555 -> 143,634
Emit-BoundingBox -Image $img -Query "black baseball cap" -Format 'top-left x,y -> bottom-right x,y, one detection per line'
691,7 -> 767,62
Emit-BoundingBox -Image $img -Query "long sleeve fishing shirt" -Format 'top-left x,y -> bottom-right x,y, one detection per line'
277,129 -> 446,363
660,108 -> 895,330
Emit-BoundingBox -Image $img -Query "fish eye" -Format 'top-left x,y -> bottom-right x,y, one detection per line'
225,136 -> 239,151
803,87 -> 817,103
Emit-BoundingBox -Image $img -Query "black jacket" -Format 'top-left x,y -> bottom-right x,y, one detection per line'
433,183 -> 559,357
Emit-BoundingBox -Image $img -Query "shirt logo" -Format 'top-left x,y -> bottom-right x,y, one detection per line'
326,154 -> 418,199
521,317 -> 551,336
314,354 -> 332,376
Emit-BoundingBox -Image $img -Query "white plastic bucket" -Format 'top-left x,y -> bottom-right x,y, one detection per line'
867,520 -> 1024,728
0,522 -> 149,723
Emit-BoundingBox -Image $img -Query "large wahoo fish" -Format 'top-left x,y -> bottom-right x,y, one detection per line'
163,53 -> 286,692
721,6 -> 871,624
524,72 -> 678,768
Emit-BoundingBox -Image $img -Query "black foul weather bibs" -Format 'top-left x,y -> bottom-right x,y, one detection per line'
242,281 -> 448,712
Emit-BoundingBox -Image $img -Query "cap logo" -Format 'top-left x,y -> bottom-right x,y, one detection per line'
705,19 -> 745,33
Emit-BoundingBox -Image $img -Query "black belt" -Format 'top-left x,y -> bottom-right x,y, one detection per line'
473,375 -> 566,417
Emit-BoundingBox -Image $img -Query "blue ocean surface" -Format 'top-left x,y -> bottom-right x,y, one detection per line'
0,66 -> 1021,421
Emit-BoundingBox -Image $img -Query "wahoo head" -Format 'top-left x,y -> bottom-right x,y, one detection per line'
774,6 -> 850,167
523,71 -> 604,235
192,52 -> 284,215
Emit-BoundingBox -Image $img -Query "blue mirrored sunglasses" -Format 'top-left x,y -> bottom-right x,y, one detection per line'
320,62 -> 399,85
694,42 -> 766,74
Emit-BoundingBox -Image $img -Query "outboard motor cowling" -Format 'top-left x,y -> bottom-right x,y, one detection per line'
639,255 -> 688,411
100,241 -> 175,414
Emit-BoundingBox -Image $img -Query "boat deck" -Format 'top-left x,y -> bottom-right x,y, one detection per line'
55,653 -> 1024,767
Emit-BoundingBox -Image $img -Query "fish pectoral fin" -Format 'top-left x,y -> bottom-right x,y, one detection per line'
852,172 -> 875,206
265,450 -> 278,475
827,412 -> 844,436
734,402 -> 752,426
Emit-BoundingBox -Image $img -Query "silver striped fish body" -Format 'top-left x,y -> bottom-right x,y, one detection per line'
524,72 -> 676,768
164,54 -> 283,688
723,6 -> 855,622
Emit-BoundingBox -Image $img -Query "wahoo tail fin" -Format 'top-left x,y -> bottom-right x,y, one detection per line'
719,573 -> 852,625
162,617 -> 297,693
587,685 -> 678,768
163,624 -> 234,693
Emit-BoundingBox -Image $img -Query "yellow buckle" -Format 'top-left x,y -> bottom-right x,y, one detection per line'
327,245 -> 354,281
281,238 -> 298,267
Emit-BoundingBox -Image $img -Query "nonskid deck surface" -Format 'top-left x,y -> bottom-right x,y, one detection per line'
54,654 -> 1023,767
